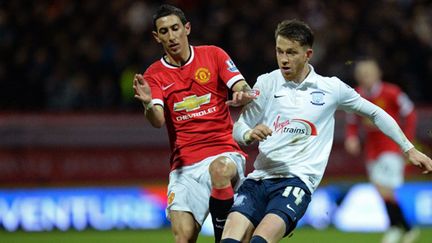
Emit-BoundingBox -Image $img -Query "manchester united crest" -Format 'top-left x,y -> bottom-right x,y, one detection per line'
195,67 -> 211,84
168,191 -> 175,205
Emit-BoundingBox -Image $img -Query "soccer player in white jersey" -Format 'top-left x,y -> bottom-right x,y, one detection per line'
220,19 -> 432,243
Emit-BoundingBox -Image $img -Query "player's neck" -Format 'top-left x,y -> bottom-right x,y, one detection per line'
164,46 -> 191,67
294,64 -> 311,84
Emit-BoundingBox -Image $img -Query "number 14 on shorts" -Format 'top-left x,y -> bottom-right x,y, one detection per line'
282,186 -> 305,205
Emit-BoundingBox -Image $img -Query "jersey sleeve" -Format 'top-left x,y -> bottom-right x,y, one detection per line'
213,46 -> 245,89
343,84 -> 361,139
143,71 -> 164,107
337,79 -> 413,152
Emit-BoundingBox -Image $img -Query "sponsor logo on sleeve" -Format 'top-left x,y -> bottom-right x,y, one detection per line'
226,59 -> 239,72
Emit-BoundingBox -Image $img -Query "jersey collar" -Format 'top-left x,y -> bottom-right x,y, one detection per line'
160,45 -> 195,69
301,64 -> 317,85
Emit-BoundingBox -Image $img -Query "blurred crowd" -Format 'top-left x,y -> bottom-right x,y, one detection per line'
1,0 -> 431,111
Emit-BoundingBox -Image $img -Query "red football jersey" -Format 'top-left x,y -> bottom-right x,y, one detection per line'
345,82 -> 417,160
144,45 -> 246,170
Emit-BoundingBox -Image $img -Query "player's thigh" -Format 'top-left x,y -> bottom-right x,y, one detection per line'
253,213 -> 286,242
230,179 -> 267,226
222,211 -> 255,242
167,172 -> 210,226
169,210 -> 200,242
266,178 -> 311,236
367,152 -> 404,189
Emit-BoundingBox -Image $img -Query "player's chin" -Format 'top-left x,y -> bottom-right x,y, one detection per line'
168,45 -> 182,54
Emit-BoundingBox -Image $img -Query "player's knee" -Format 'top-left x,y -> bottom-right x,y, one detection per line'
171,224 -> 197,242
209,156 -> 236,179
250,235 -> 268,243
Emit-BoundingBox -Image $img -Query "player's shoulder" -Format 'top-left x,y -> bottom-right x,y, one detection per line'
381,81 -> 401,93
256,69 -> 279,84
253,69 -> 282,92
144,59 -> 164,74
315,73 -> 358,97
194,45 -> 224,54
143,60 -> 166,83
314,71 -> 345,89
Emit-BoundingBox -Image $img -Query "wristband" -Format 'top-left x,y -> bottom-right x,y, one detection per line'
144,100 -> 154,111
243,130 -> 253,144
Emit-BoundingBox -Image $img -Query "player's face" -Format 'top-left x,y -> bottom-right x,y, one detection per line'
275,35 -> 312,82
354,60 -> 381,89
153,15 -> 191,58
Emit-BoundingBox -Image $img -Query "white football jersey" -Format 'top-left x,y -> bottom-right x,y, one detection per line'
233,65 -> 413,192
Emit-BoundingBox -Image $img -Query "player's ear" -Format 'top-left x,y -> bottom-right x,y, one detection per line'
306,48 -> 313,60
152,31 -> 161,43
184,22 -> 191,36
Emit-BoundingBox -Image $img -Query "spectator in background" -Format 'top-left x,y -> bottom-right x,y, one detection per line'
133,4 -> 255,243
221,19 -> 432,243
1,1 -> 432,111
345,58 -> 420,243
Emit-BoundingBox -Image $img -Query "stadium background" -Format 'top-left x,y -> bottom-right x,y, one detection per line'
1,0 -> 431,242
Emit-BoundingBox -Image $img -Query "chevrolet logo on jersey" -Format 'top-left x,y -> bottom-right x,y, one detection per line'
174,94 -> 211,112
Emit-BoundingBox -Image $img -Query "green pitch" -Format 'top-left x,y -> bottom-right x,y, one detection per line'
1,227 -> 431,243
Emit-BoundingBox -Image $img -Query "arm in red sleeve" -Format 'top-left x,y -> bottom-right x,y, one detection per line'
345,112 -> 360,139
402,110 -> 417,141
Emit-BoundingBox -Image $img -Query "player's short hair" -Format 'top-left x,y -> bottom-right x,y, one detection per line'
275,19 -> 314,48
153,4 -> 188,31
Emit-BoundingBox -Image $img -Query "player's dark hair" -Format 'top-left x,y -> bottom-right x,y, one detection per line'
275,19 -> 314,48
153,4 -> 188,31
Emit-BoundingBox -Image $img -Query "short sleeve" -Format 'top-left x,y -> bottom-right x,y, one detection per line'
213,46 -> 245,89
143,71 -> 164,107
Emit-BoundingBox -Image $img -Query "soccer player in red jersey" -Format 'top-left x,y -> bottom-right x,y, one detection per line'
345,58 -> 420,243
133,4 -> 255,243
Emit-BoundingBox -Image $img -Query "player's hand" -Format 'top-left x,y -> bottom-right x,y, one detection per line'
405,148 -> 432,174
344,136 -> 361,156
133,74 -> 152,104
245,124 -> 272,143
226,89 -> 259,107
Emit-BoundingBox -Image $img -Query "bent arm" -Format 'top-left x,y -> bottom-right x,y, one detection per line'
233,120 -> 253,145
144,102 -> 165,128
232,78 -> 267,145
227,80 -> 257,107
133,74 -> 165,128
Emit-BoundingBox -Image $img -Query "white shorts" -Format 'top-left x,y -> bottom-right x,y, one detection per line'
367,152 -> 405,189
166,152 -> 246,226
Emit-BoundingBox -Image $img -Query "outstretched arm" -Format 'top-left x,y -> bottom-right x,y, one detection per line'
355,99 -> 432,174
133,74 -> 165,128
339,81 -> 432,174
405,148 -> 432,174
